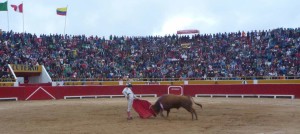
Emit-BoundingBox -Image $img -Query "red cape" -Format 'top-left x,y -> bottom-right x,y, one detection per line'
133,99 -> 156,119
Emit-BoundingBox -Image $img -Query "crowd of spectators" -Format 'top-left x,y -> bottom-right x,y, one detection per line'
0,28 -> 300,81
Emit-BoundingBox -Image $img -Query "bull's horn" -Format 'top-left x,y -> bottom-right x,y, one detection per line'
149,104 -> 153,109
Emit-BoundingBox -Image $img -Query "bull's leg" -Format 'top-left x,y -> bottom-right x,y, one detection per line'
188,108 -> 198,120
191,108 -> 198,120
166,110 -> 170,117
184,107 -> 197,120
159,109 -> 165,117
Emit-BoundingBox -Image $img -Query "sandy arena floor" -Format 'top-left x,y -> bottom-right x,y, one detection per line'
0,97 -> 299,134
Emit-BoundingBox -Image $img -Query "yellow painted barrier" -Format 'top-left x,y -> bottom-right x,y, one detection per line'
258,79 -> 300,84
0,82 -> 14,87
10,64 -> 42,73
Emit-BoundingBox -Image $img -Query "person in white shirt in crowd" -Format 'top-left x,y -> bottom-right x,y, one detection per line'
122,83 -> 136,120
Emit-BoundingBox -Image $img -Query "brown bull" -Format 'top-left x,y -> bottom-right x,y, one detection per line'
150,94 -> 202,120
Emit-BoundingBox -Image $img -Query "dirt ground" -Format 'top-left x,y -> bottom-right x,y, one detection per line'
0,97 -> 299,134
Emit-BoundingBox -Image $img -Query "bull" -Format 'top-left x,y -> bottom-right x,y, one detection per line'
150,94 -> 202,120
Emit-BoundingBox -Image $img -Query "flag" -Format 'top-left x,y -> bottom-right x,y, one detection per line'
56,7 -> 67,16
11,3 -> 23,13
0,1 -> 8,11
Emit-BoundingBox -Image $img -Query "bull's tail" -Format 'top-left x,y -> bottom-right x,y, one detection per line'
190,96 -> 202,109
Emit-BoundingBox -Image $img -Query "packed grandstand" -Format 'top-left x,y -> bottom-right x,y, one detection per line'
0,28 -> 300,82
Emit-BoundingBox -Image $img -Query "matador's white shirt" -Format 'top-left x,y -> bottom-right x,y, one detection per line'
122,87 -> 135,99
122,87 -> 136,112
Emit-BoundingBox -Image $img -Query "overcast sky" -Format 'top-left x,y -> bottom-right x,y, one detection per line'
1,0 -> 300,37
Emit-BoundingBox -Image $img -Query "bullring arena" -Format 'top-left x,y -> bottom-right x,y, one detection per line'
1,27 -> 300,134
1,63 -> 300,134
0,97 -> 299,134
1,78 -> 300,134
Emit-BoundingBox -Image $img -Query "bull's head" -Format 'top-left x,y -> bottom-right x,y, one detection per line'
149,104 -> 160,116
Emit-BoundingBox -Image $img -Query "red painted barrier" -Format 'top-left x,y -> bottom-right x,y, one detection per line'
168,86 -> 183,95
24,86 -> 57,100
183,84 -> 300,97
0,84 -> 299,100
0,87 -> 25,100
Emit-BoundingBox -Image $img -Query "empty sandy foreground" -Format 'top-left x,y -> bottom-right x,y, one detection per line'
0,97 -> 299,134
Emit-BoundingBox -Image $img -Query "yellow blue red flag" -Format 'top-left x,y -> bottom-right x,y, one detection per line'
56,7 -> 67,16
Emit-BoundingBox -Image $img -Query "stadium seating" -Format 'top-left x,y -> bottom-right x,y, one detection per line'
0,28 -> 299,81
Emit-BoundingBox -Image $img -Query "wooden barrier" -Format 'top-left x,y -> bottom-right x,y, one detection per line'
64,94 -> 157,99
195,94 -> 295,99
0,97 -> 18,101
0,84 -> 299,100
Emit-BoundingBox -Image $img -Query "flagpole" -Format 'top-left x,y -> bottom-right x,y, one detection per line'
22,2 -> 24,33
7,7 -> 9,31
64,5 -> 68,35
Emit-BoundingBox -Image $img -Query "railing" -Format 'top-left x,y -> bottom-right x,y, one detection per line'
51,76 -> 300,82
1,76 -> 299,83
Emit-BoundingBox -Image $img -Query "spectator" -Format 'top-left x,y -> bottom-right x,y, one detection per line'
0,28 -> 299,81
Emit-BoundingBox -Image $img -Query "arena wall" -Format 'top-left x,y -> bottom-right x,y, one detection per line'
0,84 -> 299,100
183,84 -> 300,97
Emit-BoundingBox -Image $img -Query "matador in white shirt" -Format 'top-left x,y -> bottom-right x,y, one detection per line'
122,83 -> 136,120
